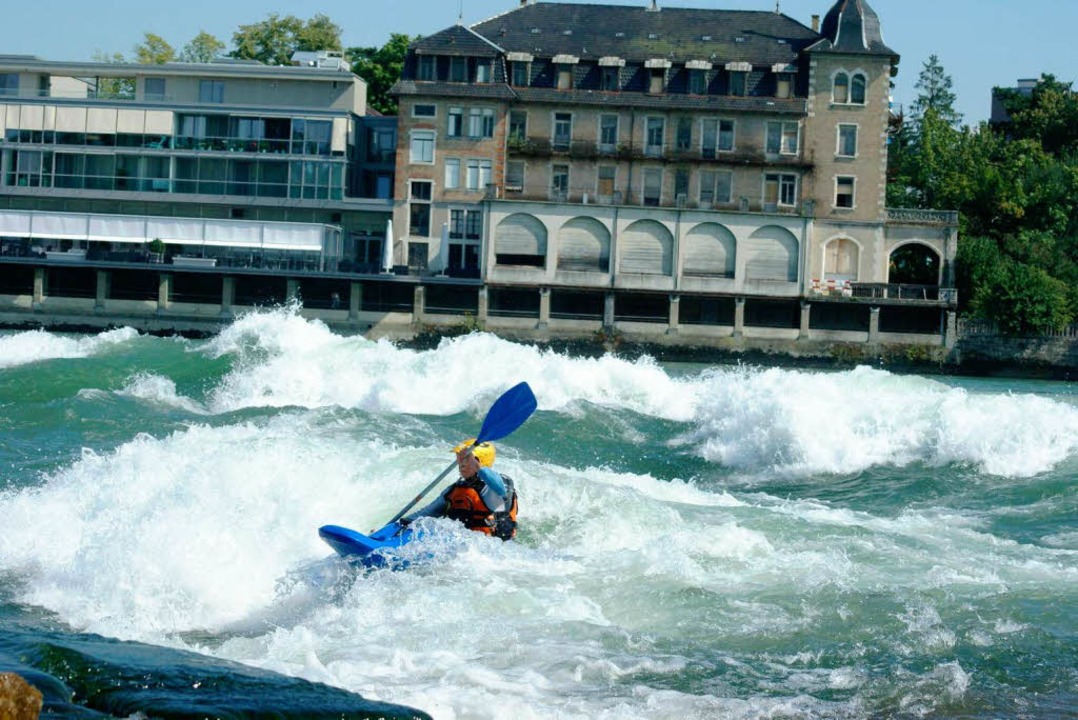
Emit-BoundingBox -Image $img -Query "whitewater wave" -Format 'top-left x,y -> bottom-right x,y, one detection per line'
0,327 -> 139,369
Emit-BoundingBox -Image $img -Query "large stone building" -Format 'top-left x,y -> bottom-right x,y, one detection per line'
391,0 -> 959,344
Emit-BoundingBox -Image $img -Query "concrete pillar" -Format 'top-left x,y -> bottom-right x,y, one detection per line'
799,300 -> 811,340
286,278 -> 300,302
733,297 -> 746,338
477,286 -> 489,328
667,294 -> 680,335
349,282 -> 361,321
221,276 -> 235,317
944,309 -> 957,349
537,287 -> 550,330
413,285 -> 426,324
868,306 -> 881,344
603,291 -> 615,330
95,270 -> 109,312
32,268 -> 44,306
158,273 -> 171,312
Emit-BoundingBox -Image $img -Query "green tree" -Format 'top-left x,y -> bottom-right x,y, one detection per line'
349,33 -> 414,115
180,31 -> 226,63
909,54 -> 962,130
231,13 -> 342,67
996,75 -> 1078,157
971,258 -> 1073,335
134,33 -> 175,64
90,51 -> 135,99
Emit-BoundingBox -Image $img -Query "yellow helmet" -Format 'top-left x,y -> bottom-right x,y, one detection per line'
452,438 -> 495,467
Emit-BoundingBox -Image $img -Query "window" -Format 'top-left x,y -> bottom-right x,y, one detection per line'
445,158 -> 461,189
475,59 -> 492,83
597,165 -> 616,200
447,107 -> 463,137
449,209 -> 482,271
765,121 -> 799,155
512,61 -> 529,87
851,74 -> 867,104
557,65 -> 573,90
643,168 -> 662,206
449,57 -> 467,83
465,159 -> 492,190
701,119 -> 734,157
764,173 -> 797,207
0,74 -> 19,96
838,124 -> 858,157
418,56 -> 436,81
833,72 -> 849,104
776,73 -> 792,99
144,77 -> 166,101
199,80 -> 224,103
645,117 -> 664,156
409,180 -> 432,236
509,111 -> 527,143
551,164 -> 569,200
468,108 -> 495,139
409,130 -> 435,164
599,114 -> 619,151
649,69 -> 665,94
601,66 -> 619,91
676,117 -> 692,150
699,170 -> 733,206
675,168 -> 689,202
413,104 -> 437,118
505,161 -> 525,192
553,113 -> 572,150
728,71 -> 746,96
689,70 -> 707,95
835,176 -> 855,208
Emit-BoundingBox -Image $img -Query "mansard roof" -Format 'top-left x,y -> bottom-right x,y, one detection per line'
412,24 -> 504,58
468,2 -> 820,66
810,0 -> 897,59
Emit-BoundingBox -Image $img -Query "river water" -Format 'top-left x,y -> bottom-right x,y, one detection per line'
1,307 -> 1075,719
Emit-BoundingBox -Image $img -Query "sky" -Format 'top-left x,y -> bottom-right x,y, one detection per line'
2,0 -> 1074,124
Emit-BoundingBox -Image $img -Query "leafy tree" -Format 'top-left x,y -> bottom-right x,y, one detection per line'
180,31 -> 226,63
231,13 -> 342,67
996,75 -> 1078,157
134,33 -> 175,64
349,34 -> 414,115
909,54 -> 962,130
971,258 -> 1073,335
90,51 -> 135,99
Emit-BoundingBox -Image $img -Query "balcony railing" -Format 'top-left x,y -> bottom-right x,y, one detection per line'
812,281 -> 957,305
886,208 -> 960,225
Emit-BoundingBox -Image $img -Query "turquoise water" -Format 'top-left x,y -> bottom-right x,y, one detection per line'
1,308 -> 1075,719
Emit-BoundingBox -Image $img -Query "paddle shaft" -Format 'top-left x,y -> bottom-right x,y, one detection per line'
388,458 -> 457,524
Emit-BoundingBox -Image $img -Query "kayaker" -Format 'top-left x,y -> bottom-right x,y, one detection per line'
399,439 -> 518,540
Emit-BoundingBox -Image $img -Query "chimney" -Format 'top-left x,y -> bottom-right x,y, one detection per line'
520,0 -> 527,5
811,14 -> 820,32
648,1 -> 660,11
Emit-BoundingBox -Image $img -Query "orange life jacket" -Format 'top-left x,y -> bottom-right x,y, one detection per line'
444,474 -> 518,540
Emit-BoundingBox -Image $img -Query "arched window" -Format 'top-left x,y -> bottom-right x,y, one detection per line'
832,72 -> 849,104
851,73 -> 867,104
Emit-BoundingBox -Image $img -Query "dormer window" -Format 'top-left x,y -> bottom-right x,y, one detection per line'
776,73 -> 792,99
558,65 -> 573,90
689,69 -> 707,95
601,66 -> 619,91
512,61 -> 528,86
418,56 -> 436,81
645,59 -> 671,95
475,59 -> 492,84
728,71 -> 746,96
449,57 -> 467,83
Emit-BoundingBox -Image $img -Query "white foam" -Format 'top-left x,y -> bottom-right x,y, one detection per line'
0,327 -> 138,369
116,373 -> 207,414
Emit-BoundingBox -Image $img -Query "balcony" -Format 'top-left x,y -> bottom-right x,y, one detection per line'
812,280 -> 958,307
886,208 -> 960,226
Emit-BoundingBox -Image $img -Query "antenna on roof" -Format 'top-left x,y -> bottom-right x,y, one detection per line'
775,0 -> 781,12
458,0 -> 464,24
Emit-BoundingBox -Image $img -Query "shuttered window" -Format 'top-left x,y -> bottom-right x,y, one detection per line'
619,220 -> 672,275
557,217 -> 609,272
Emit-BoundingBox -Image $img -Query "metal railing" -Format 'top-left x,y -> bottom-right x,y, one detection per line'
959,318 -> 1078,339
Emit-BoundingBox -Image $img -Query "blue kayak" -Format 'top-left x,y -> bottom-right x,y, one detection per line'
318,522 -> 416,568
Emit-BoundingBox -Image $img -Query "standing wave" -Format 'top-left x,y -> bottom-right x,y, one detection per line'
0,327 -> 139,369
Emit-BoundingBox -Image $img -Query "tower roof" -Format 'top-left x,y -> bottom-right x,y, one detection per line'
811,0 -> 897,59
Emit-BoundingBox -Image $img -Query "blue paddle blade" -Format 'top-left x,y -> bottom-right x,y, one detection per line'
475,382 -> 538,444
